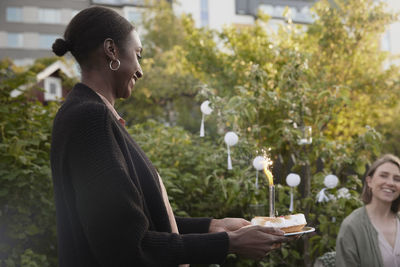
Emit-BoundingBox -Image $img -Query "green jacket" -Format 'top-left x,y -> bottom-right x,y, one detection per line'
336,206 -> 385,267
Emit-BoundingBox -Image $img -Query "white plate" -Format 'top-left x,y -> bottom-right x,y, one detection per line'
284,226 -> 315,236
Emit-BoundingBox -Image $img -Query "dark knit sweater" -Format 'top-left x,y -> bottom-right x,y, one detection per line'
50,83 -> 229,267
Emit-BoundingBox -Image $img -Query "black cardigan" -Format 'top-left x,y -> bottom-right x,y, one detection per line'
50,83 -> 229,266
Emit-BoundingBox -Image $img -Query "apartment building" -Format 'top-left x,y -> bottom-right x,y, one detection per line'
0,0 -> 158,65
90,0 -> 148,35
1,0 -> 397,66
0,0 -> 91,65
0,0 -> 316,66
174,0 -> 314,31
381,0 -> 400,64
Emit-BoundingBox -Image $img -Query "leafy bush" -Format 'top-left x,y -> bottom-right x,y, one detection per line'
129,119 -> 380,266
0,59 -> 59,266
1,0 -> 399,266
176,0 -> 393,265
129,120 -> 260,219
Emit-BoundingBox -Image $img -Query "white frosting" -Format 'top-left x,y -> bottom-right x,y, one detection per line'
287,214 -> 306,226
250,217 -> 265,225
251,214 -> 306,228
251,217 -> 285,227
265,219 -> 286,228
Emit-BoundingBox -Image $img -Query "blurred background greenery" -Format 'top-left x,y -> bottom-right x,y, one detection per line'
1,0 -> 400,266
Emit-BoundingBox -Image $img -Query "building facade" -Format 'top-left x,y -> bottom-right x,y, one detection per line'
1,0 -> 398,66
90,0 -> 147,35
0,0 -> 151,65
173,0 -> 314,32
0,0 -> 91,65
381,0 -> 400,65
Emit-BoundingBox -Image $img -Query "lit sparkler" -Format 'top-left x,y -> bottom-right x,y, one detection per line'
263,156 -> 275,217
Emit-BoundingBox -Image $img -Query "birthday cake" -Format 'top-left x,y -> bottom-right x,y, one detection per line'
251,213 -> 307,233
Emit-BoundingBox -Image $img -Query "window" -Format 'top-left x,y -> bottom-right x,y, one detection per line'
50,83 -> 57,95
6,7 -> 22,22
259,5 -> 274,16
127,0 -> 145,5
71,10 -> 80,19
92,0 -> 145,4
7,33 -> 23,48
39,34 -> 59,49
200,0 -> 209,27
126,10 -> 142,24
381,31 -> 391,52
235,0 -> 249,15
44,77 -> 62,101
38,8 -> 61,24
296,7 -> 313,24
273,6 -> 286,18
91,0 -> 119,4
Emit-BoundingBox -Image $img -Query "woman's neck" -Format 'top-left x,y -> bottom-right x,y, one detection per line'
81,70 -> 116,106
366,200 -> 395,222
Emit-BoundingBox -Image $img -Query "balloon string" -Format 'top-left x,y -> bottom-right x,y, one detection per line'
289,187 -> 294,212
200,114 -> 205,137
255,171 -> 259,192
227,144 -> 232,170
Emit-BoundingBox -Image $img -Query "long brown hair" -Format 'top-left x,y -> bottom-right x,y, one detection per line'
361,154 -> 400,213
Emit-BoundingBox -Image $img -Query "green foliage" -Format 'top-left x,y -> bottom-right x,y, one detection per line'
116,0 -> 204,133
121,0 -> 398,266
130,120 -> 378,266
306,0 -> 399,140
0,59 -> 60,265
1,0 -> 399,266
129,120 -> 261,219
377,102 -> 400,155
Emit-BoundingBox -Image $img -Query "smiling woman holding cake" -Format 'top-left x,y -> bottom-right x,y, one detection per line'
336,154 -> 400,267
50,6 -> 291,267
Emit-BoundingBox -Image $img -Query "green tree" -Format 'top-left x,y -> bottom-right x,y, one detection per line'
177,0 -> 397,266
109,0 -> 400,265
0,57 -> 75,266
1,0 -> 394,265
116,0 -> 205,134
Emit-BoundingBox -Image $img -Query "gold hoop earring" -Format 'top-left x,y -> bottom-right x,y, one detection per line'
109,59 -> 120,71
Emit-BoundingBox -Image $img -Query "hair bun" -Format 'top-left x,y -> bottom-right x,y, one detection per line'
52,38 -> 71,56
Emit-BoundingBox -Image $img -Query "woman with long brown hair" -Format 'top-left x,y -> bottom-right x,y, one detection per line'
336,154 -> 400,267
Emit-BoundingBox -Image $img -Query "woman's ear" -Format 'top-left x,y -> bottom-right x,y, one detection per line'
366,176 -> 372,187
103,38 -> 118,60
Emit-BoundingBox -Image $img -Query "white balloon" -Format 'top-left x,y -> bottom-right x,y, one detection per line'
200,100 -> 213,115
286,173 -> 301,187
224,132 -> 238,146
324,174 -> 339,189
253,156 -> 266,170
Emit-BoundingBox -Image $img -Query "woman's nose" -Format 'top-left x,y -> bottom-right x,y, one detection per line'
387,177 -> 395,185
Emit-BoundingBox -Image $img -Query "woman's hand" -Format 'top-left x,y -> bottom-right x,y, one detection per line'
209,218 -> 251,233
227,225 -> 290,260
